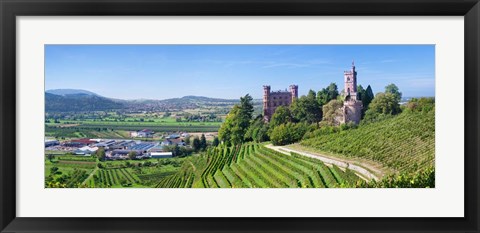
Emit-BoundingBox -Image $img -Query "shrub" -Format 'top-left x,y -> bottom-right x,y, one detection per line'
270,122 -> 308,146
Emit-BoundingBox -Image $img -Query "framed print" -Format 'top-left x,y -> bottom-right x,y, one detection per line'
1,0 -> 479,232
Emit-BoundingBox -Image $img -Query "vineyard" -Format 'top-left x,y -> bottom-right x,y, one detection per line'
87,168 -> 142,188
45,154 -> 184,188
45,161 -> 95,188
300,111 -> 435,173
156,143 -> 361,188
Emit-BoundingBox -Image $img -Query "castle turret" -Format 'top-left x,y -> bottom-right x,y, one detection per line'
344,60 -> 358,100
263,85 -> 271,121
289,85 -> 298,102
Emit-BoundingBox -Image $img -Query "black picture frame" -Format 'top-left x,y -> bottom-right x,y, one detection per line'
1,0 -> 479,232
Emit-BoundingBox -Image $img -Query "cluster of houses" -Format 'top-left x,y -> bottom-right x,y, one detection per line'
45,130 -> 194,160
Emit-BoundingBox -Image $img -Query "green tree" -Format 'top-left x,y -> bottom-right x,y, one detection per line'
192,136 -> 201,152
270,122 -> 308,146
385,83 -> 402,102
200,134 -> 207,151
240,94 -> 254,121
363,92 -> 401,123
128,151 -> 138,160
291,90 -> 322,124
184,135 -> 191,146
218,94 -> 255,145
269,106 -> 292,129
245,115 -> 270,143
218,105 -> 240,145
357,85 -> 374,118
405,97 -> 435,113
96,147 -> 106,161
172,144 -> 181,157
363,85 -> 374,110
50,166 -> 59,174
357,85 -> 365,100
317,83 -> 339,106
212,137 -> 220,147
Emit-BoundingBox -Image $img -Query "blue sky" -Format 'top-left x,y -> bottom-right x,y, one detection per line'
45,45 -> 435,100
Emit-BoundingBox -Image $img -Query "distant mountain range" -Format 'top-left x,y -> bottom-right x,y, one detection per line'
46,89 -> 100,97
45,89 -> 260,112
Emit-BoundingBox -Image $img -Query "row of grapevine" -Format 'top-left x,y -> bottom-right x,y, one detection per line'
300,111 -> 435,173
90,168 -> 140,187
155,143 -> 361,188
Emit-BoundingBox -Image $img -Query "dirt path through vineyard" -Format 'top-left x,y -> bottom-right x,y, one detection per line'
81,167 -> 99,186
265,144 -> 381,181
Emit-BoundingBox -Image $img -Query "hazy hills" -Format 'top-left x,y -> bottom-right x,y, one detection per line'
46,89 -> 100,97
45,89 -> 260,112
45,92 -> 125,112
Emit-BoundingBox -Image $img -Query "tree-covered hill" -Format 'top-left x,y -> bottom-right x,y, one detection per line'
45,92 -> 125,112
299,110 -> 435,173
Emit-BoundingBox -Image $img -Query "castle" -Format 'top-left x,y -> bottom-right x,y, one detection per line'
262,62 -> 362,124
262,85 -> 298,122
340,61 -> 363,124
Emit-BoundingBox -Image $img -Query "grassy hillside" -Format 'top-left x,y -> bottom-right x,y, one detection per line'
300,110 -> 435,174
156,143 -> 361,188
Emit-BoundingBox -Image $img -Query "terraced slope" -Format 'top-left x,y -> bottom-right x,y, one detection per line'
156,143 -> 361,188
300,111 -> 435,173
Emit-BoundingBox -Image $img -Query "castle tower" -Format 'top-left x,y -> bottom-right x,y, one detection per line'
289,85 -> 298,102
344,60 -> 358,100
342,61 -> 363,124
263,85 -> 271,121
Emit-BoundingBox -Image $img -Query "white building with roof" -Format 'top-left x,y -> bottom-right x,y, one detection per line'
74,146 -> 98,156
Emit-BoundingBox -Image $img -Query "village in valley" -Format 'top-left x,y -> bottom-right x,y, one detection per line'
46,130 -> 212,160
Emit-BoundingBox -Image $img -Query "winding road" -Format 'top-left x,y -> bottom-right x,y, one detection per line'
265,144 -> 380,181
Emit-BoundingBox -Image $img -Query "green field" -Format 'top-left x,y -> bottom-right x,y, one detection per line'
299,110 -> 435,174
45,158 -> 96,188
156,143 -> 361,188
45,155 -> 184,188
45,119 -> 221,139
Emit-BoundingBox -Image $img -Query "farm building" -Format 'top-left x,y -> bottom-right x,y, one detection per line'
129,142 -> 157,153
65,138 -> 97,147
150,152 -> 173,158
130,129 -> 154,138
74,146 -> 98,155
45,139 -> 59,148
161,138 -> 186,147
137,129 -> 155,138
109,140 -> 135,150
167,134 -> 180,139
109,149 -> 143,159
149,145 -> 166,152
95,140 -> 116,149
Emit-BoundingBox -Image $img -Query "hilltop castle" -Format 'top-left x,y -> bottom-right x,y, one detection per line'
262,62 -> 363,124
341,61 -> 363,124
263,85 -> 298,122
